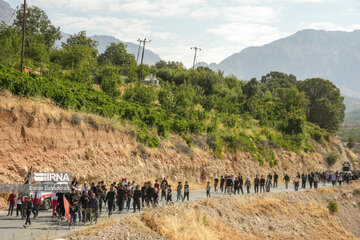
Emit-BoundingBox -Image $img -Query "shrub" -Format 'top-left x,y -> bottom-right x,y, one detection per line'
326,152 -> 338,166
347,137 -> 356,149
329,201 -> 338,213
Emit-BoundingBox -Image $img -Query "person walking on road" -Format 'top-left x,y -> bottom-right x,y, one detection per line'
313,174 -> 319,189
273,173 -> 278,188
266,176 -> 272,192
294,175 -> 300,191
260,175 -> 265,193
23,198 -> 32,228
176,182 -> 183,201
301,174 -> 307,189
51,191 -> 58,217
284,174 -> 290,189
245,178 -> 251,193
105,186 -> 116,217
69,199 -> 79,229
220,176 -> 225,193
254,175 -> 260,193
32,190 -> 42,219
133,185 -> 142,212
7,191 -> 16,216
238,175 -> 244,194
166,185 -> 172,203
206,182 -> 211,197
308,173 -> 313,189
183,181 -> 190,201
331,174 -> 337,187
214,177 -> 219,192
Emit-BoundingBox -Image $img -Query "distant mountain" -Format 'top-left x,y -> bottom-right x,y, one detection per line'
0,0 -> 13,25
344,96 -> 360,114
199,29 -> 360,98
58,33 -> 161,65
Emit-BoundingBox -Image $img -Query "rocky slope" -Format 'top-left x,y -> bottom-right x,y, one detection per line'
70,182 -> 360,240
0,90 -> 359,186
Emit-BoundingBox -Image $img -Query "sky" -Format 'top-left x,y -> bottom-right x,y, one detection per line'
6,0 -> 360,67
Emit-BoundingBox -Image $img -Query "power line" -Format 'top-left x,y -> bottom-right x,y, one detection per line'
20,0 -> 26,73
191,46 -> 201,70
138,38 -> 151,81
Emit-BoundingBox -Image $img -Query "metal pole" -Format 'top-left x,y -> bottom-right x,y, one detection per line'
136,38 -> 141,63
191,47 -> 201,70
139,38 -> 151,81
20,0 -> 26,72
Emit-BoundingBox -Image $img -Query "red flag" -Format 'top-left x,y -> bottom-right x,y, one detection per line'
63,196 -> 71,222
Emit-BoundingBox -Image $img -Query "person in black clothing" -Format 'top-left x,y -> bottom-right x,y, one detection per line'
90,182 -> 97,195
273,173 -> 278,188
234,177 -> 239,195
117,185 -> 126,212
56,192 -> 65,220
166,185 -> 172,203
23,198 -> 32,228
220,176 -> 225,193
214,177 -> 219,192
105,186 -> 116,217
267,173 -> 272,187
153,188 -> 159,206
226,176 -> 232,194
80,192 -> 90,223
89,193 -> 98,224
161,177 -> 168,189
146,182 -> 155,207
69,199 -> 79,228
141,182 -> 147,206
133,185 -> 142,212
238,175 -> 244,194
260,175 -> 265,193
308,173 -> 313,189
183,181 -> 190,201
254,175 -> 260,193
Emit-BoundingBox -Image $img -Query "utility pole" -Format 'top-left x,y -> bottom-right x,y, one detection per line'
138,38 -> 151,81
136,38 -> 141,63
191,46 -> 201,70
20,0 -> 27,72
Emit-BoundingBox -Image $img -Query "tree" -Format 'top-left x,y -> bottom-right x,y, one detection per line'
0,23 -> 21,66
14,4 -> 60,49
98,43 -> 137,77
347,137 -> 356,149
100,65 -> 123,98
298,78 -> 345,132
57,31 -> 98,70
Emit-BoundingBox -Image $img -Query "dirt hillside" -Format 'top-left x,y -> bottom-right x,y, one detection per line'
0,90 -> 359,187
70,182 -> 360,240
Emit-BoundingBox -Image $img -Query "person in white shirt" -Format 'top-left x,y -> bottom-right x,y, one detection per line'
51,191 -> 58,217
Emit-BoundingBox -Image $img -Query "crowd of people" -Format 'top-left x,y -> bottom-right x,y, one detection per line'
5,170 -> 358,229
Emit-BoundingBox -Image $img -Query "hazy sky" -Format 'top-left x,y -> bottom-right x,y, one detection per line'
6,0 -> 360,67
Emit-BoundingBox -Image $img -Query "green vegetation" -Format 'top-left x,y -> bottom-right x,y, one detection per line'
326,152 -> 338,166
329,201 -> 338,213
338,127 -> 360,143
0,4 -> 347,166
347,137 -> 356,149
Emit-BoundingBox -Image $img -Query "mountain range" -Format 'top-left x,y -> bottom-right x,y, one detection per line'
0,0 -> 13,25
198,29 -> 360,99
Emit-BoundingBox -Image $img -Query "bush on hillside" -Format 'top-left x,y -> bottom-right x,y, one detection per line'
347,137 -> 356,149
329,201 -> 338,213
326,152 -> 338,166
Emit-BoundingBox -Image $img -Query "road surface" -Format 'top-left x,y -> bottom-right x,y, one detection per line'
0,182 -> 338,240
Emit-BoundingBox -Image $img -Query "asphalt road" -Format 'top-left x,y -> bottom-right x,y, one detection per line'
0,182 -> 338,240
